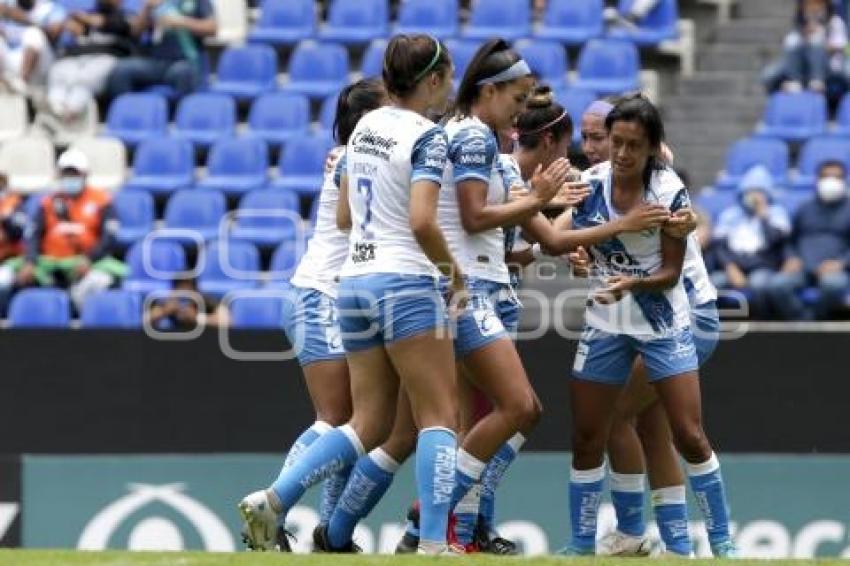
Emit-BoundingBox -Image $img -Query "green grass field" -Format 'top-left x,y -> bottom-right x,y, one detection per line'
0,552 -> 844,566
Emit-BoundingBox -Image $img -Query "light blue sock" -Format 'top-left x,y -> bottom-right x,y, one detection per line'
327,448 -> 399,548
449,448 -> 487,545
610,472 -> 646,537
568,464 -> 605,554
416,427 -> 457,545
686,453 -> 732,549
652,485 -> 692,556
278,421 -> 332,478
478,433 -> 525,535
318,465 -> 353,526
453,483 -> 481,546
270,424 -> 364,512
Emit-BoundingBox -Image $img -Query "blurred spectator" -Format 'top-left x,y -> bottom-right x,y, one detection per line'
0,171 -> 27,316
45,0 -> 139,125
105,0 -> 215,100
711,166 -> 792,319
604,0 -> 661,28
145,276 -> 228,331
766,160 -> 850,320
0,0 -> 67,94
762,0 -> 847,94
0,149 -> 126,312
694,208 -> 720,274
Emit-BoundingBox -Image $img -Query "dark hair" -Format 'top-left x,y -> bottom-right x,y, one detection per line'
795,0 -> 833,27
333,77 -> 386,145
818,159 -> 847,176
455,38 -> 523,117
382,34 -> 451,99
605,94 -> 666,182
515,86 -> 572,150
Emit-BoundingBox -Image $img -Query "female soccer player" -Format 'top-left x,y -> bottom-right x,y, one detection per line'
563,96 -> 733,557
239,34 -> 464,555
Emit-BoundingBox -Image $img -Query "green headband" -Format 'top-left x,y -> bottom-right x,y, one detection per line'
413,37 -> 442,83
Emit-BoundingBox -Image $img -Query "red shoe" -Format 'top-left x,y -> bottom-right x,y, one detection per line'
446,512 -> 470,554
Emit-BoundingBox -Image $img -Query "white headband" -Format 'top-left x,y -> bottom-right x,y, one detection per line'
476,60 -> 532,85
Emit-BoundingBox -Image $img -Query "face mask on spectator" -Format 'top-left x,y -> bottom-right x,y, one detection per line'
59,176 -> 85,195
741,190 -> 764,213
817,177 -> 847,203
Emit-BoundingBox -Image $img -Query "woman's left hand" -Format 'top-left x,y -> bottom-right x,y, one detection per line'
594,274 -> 634,304
663,208 -> 698,238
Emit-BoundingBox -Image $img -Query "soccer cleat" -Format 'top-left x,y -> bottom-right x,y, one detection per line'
312,524 -> 361,553
238,490 -> 280,551
597,530 -> 652,557
417,543 -> 464,555
712,541 -> 739,558
395,502 -> 420,554
474,518 -> 518,555
274,526 -> 295,552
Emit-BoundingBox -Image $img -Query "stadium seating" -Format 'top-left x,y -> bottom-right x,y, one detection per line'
361,39 -> 387,78
608,0 -> 679,45
776,188 -> 813,216
122,138 -> 194,196
832,93 -> 850,137
320,0 -> 389,44
556,88 -> 597,144
247,92 -> 311,147
695,188 -> 737,220
8,289 -> 71,328
272,136 -> 335,194
0,135 -> 56,193
463,0 -> 531,41
163,190 -> 227,242
715,136 -> 790,190
197,137 -> 269,196
69,137 -> 127,191
268,240 -> 305,282
80,290 -> 142,328
394,0 -> 459,39
173,93 -> 237,148
248,0 -> 315,45
198,240 -> 262,295
228,294 -> 285,329
514,39 -> 568,90
792,136 -> 850,190
123,240 -> 188,294
571,39 -> 641,95
318,93 -> 338,138
230,189 -> 301,247
445,39 -> 483,85
113,190 -> 155,246
0,94 -> 28,142
104,93 -> 168,147
535,0 -> 604,45
283,41 -> 350,99
758,91 -> 827,142
210,45 -> 278,100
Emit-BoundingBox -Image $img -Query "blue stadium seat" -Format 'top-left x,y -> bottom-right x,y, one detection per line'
104,93 -> 168,147
164,190 -> 227,242
268,241 -> 305,283
272,136 -> 335,194
113,190 -> 155,246
792,135 -> 850,189
445,39 -> 482,86
210,45 -> 278,100
394,0 -> 458,39
361,39 -> 387,78
246,92 -> 311,147
199,240 -> 261,296
608,0 -> 679,45
59,0 -> 94,11
832,92 -> 850,136
571,39 -> 640,95
8,289 -> 71,328
716,137 -> 789,190
759,91 -> 827,142
514,39 -> 568,90
230,189 -> 301,247
123,240 -> 187,293
320,0 -> 389,44
776,188 -> 813,216
248,0 -> 316,45
463,0 -> 530,41
197,138 -> 269,196
173,93 -> 237,148
555,88 -> 597,144
318,92 -> 339,137
535,0 -> 604,45
122,138 -> 194,196
228,294 -> 285,329
695,188 -> 737,221
283,41 -> 350,99
80,290 -> 142,328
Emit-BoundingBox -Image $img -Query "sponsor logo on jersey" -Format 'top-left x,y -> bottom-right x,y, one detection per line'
351,242 -> 377,264
351,128 -> 399,160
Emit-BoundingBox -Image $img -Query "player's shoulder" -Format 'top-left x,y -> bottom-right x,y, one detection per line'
650,165 -> 685,195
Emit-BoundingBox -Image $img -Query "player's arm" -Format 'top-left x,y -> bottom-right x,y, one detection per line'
595,232 -> 685,303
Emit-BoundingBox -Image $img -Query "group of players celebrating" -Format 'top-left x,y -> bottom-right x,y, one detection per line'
237,33 -> 737,558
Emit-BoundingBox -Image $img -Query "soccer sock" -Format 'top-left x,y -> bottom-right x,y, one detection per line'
686,452 -> 733,548
270,424 -> 365,513
569,464 -> 605,554
453,482 -> 481,546
279,421 -> 332,475
416,427 -> 457,545
450,448 -> 487,510
327,448 -> 400,548
318,464 -> 353,526
610,472 -> 646,537
652,485 -> 692,556
478,433 -> 526,535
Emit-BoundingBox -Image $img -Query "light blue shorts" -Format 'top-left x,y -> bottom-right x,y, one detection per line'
691,300 -> 720,366
281,285 -> 345,367
451,277 -> 512,359
337,273 -> 447,352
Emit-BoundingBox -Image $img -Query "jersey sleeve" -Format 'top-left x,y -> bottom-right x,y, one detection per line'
332,150 -> 347,188
410,126 -> 448,185
654,167 -> 692,213
450,125 -> 497,184
497,155 -> 525,190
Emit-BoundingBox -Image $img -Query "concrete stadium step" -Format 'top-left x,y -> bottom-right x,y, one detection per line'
662,97 -> 765,123
676,71 -> 762,96
714,20 -> 792,44
698,44 -> 775,73
736,0 -> 797,20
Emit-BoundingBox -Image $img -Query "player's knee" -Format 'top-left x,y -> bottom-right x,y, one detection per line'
673,426 -> 711,462
503,390 -> 540,433
315,407 -> 350,427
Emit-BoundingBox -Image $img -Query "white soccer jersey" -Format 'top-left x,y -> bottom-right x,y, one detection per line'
682,232 -> 717,307
574,161 -> 693,337
340,106 -> 448,278
290,147 -> 350,298
441,116 -> 510,284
